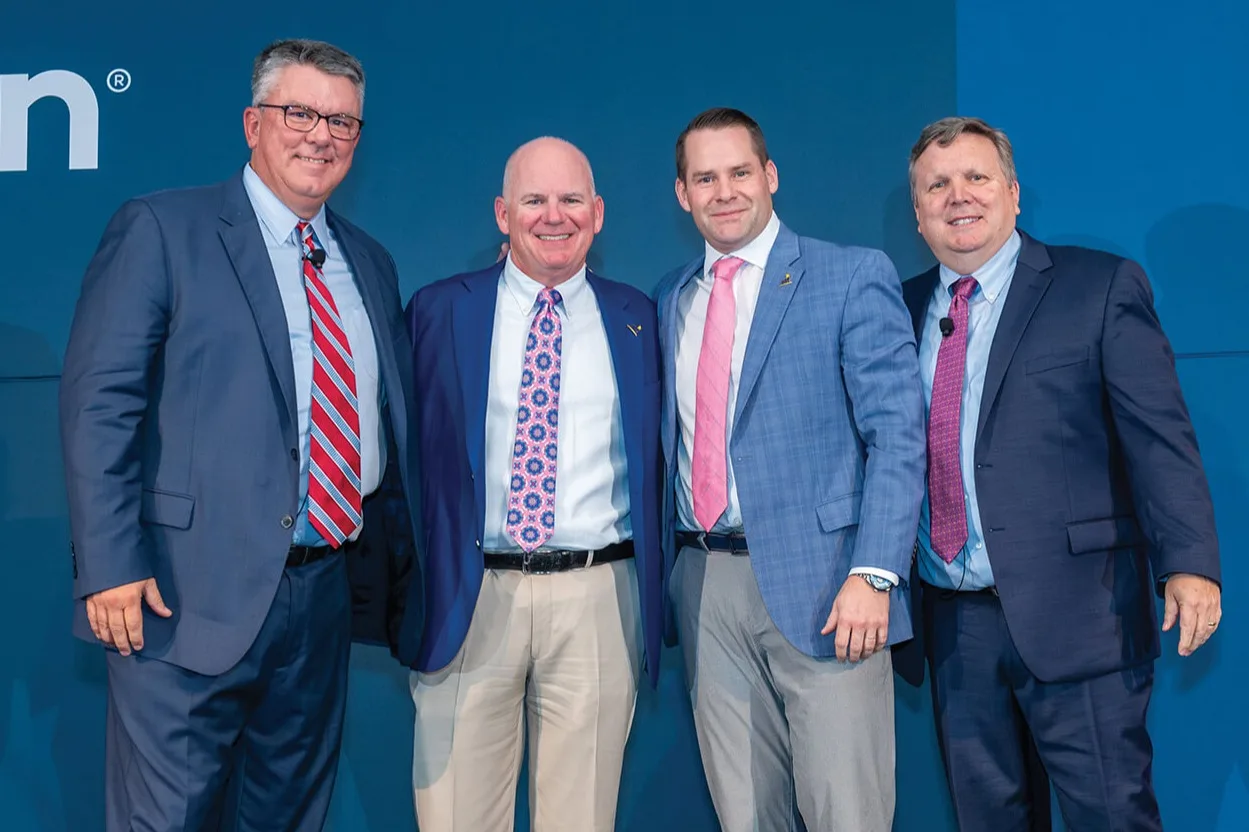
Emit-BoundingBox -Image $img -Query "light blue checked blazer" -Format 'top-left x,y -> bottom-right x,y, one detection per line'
657,224 -> 926,655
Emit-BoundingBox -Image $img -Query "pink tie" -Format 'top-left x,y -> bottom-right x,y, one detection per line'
692,256 -> 744,532
928,276 -> 978,562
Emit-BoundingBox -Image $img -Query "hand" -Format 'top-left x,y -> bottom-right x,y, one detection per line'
496,241 -> 510,263
86,578 -> 173,656
821,576 -> 890,662
1162,573 -> 1221,657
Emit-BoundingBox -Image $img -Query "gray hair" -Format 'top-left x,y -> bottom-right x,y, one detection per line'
501,137 -> 596,200
251,39 -> 365,111
909,116 -> 1017,203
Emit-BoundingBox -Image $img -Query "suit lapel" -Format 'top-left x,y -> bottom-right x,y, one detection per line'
976,232 -> 1054,439
217,174 -> 298,431
328,210 -> 407,437
734,226 -> 804,425
903,268 -> 940,339
589,272 -> 641,480
453,265 -> 503,485
660,259 -> 702,466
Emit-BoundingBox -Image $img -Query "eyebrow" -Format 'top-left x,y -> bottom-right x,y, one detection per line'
689,163 -> 753,178
518,191 -> 587,200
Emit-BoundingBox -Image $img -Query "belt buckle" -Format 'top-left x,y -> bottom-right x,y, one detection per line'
693,531 -> 711,553
521,549 -> 535,575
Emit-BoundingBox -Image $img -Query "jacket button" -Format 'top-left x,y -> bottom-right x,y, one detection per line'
290,448 -> 299,461
280,515 -> 294,529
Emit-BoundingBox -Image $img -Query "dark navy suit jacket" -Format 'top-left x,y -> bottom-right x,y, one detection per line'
895,230 -> 1220,685
60,171 -> 421,676
398,263 -> 665,686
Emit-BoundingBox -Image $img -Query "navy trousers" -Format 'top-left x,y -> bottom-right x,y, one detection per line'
924,586 -> 1161,832
104,553 -> 352,832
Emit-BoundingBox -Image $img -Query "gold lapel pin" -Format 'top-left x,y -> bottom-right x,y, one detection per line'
627,324 -> 642,336
779,273 -> 792,287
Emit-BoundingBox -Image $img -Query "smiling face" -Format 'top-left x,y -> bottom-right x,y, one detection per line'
911,132 -> 1020,274
244,64 -> 362,219
494,138 -> 604,287
675,125 -> 778,253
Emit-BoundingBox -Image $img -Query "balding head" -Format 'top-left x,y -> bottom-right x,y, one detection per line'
502,137 -> 597,201
494,137 -> 604,288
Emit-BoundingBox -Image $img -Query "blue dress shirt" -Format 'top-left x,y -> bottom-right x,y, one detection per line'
242,164 -> 384,547
917,231 -> 1022,589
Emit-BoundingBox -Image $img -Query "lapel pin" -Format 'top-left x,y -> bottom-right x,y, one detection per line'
779,273 -> 792,286
627,324 -> 642,336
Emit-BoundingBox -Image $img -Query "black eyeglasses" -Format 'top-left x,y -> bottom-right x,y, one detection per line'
256,103 -> 364,141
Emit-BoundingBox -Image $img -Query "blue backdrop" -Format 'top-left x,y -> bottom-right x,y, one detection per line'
0,1 -> 1244,829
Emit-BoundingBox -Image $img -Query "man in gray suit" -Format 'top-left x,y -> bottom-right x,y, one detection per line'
656,107 -> 926,831
60,39 -> 419,830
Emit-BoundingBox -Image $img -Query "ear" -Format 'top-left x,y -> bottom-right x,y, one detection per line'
675,178 -> 692,213
243,107 -> 261,150
1010,180 -> 1022,216
765,159 -> 779,194
494,196 -> 510,235
592,194 -> 605,234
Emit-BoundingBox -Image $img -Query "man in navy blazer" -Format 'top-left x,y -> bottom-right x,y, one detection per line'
656,108 -> 926,831
399,137 -> 663,831
59,39 -> 419,831
899,116 -> 1223,831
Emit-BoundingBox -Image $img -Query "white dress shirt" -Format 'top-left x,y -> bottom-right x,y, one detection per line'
483,256 -> 631,551
242,164 -> 383,546
673,212 -> 896,584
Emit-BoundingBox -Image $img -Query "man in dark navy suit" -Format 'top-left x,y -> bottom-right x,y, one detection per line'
898,115 -> 1222,831
60,39 -> 418,831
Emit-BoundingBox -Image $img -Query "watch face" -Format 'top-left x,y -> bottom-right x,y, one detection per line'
861,574 -> 892,591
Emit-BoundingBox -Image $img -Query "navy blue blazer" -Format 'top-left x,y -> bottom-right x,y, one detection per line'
398,263 -> 665,686
895,231 -> 1220,685
60,171 -> 421,675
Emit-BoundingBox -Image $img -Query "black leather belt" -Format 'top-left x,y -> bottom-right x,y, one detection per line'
923,580 -> 998,598
676,531 -> 749,554
484,540 -> 633,575
286,544 -> 338,568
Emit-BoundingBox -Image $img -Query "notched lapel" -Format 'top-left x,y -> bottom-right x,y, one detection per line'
452,269 -> 500,484
977,238 -> 1054,439
734,229 -> 803,424
218,186 -> 298,431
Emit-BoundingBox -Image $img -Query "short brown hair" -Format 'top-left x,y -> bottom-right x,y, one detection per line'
675,107 -> 770,181
908,116 -> 1016,203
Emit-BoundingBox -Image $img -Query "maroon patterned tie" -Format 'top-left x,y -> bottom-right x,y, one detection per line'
928,276 -> 978,563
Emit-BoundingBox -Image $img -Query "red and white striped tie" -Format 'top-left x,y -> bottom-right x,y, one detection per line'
298,221 -> 362,547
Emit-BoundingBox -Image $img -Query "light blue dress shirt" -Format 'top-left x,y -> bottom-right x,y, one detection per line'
242,164 -> 384,547
916,231 -> 1022,589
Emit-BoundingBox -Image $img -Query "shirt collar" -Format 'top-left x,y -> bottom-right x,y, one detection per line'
502,254 -> 589,320
937,230 -> 1022,304
242,163 -> 328,247
703,211 -> 782,276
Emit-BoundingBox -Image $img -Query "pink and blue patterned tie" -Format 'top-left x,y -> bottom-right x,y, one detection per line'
928,276 -> 978,563
506,288 -> 563,552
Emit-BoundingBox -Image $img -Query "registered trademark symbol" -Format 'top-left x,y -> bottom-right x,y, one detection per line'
106,69 -> 131,93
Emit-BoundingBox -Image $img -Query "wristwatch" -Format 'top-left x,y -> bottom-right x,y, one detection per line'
858,574 -> 895,593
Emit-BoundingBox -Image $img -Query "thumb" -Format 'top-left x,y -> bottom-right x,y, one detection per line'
143,579 -> 173,618
821,603 -> 840,637
1162,590 -> 1178,632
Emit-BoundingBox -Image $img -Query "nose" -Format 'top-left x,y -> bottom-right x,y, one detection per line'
542,200 -> 564,224
948,179 -> 971,204
713,176 -> 734,202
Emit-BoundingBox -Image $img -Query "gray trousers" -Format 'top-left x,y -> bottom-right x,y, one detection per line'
672,545 -> 895,832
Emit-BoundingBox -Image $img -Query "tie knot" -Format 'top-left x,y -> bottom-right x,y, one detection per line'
953,275 -> 978,300
711,256 -> 745,282
539,288 -> 562,310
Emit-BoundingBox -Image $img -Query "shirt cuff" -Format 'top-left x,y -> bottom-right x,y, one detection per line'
849,567 -> 900,586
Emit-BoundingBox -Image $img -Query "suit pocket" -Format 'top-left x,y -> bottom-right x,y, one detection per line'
816,492 -> 861,532
1066,516 -> 1141,554
140,488 -> 195,529
1025,347 -> 1089,374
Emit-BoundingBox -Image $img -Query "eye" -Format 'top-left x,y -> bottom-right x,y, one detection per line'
697,175 -> 713,184
929,181 -> 945,191
970,173 -> 986,182
733,169 -> 749,178
287,107 -> 314,123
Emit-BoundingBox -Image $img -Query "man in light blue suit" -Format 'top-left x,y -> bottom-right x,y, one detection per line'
399,137 -> 664,831
60,39 -> 419,831
656,108 -> 926,831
